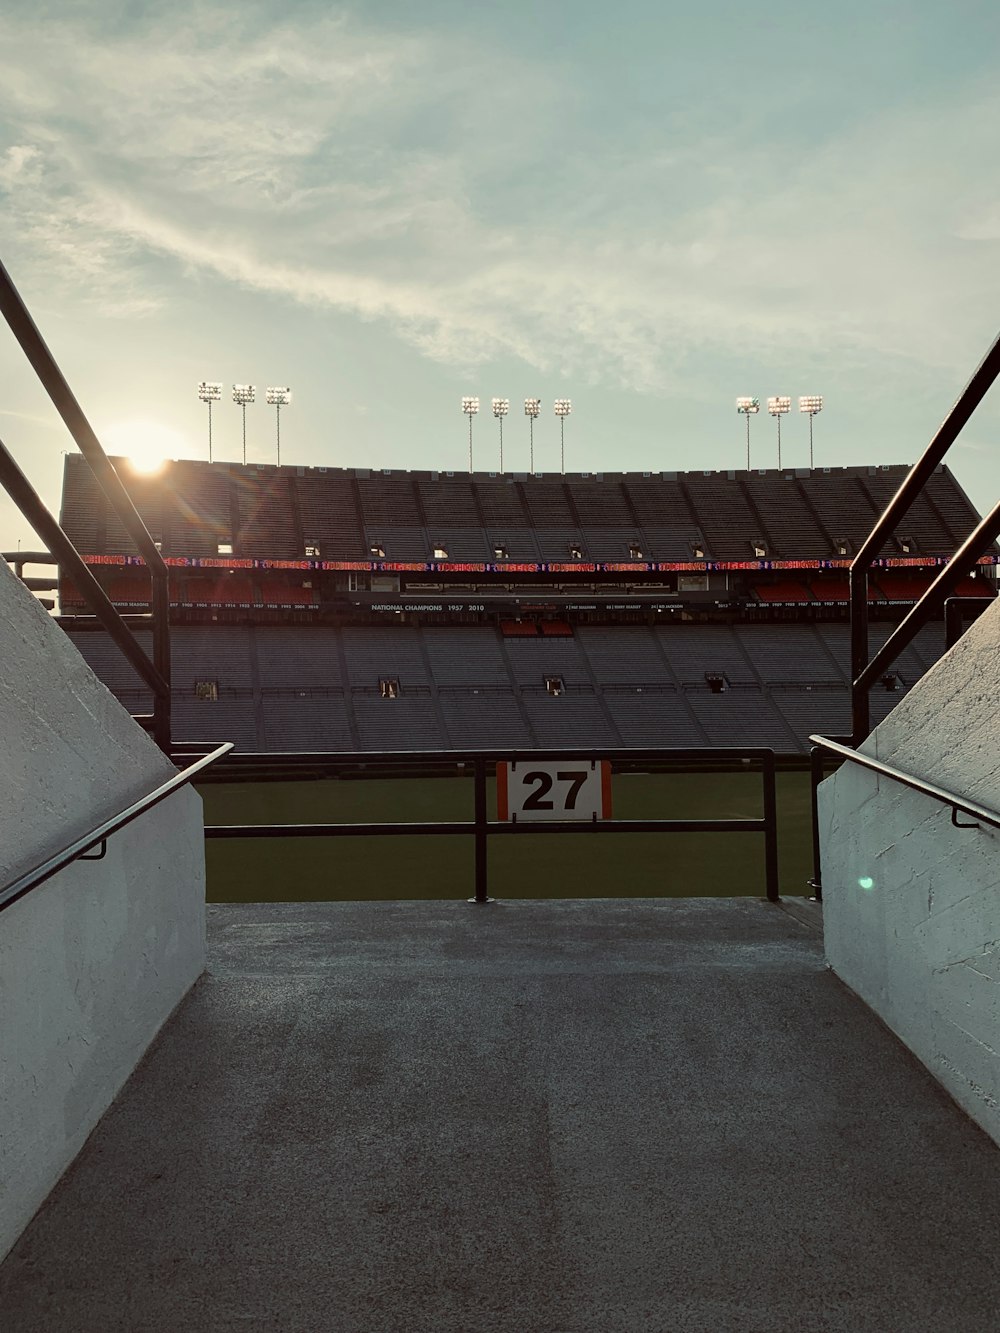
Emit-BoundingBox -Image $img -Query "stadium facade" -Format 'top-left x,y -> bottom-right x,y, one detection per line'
58,456 -> 994,755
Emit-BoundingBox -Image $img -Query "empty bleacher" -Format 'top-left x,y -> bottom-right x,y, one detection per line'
63,618 -> 953,755
686,687 -> 795,749
683,473 -> 764,560
439,690 -> 532,749
341,627 -> 430,688
603,689 -> 706,747
60,458 -> 984,568
422,628 -> 510,687
741,473 -> 831,558
736,625 -> 844,685
622,477 -> 699,560
655,625 -> 757,686
293,472 -> 364,558
56,454 -> 981,758
256,627 -> 341,689
352,696 -> 445,750
521,689 -> 618,747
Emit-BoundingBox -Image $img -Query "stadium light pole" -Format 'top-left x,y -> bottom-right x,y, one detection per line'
554,398 -> 572,474
232,384 -> 255,465
799,395 -> 823,468
524,397 -> 541,472
462,396 -> 480,473
767,396 -> 791,468
736,397 -> 759,470
492,397 -> 509,472
198,381 -> 222,463
266,386 -> 291,467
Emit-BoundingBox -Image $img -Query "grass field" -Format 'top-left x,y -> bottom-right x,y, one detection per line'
197,769 -> 820,902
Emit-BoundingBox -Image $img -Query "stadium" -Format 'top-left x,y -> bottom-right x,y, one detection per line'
7,246 -> 1000,1325
58,453 -> 993,754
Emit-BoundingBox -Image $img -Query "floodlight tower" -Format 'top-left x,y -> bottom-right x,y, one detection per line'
492,397 -> 509,472
736,397 -> 759,470
767,396 -> 791,468
524,397 -> 541,472
554,398 -> 572,474
266,387 -> 291,467
197,381 -> 223,462
462,396 -> 480,473
799,395 -> 823,468
232,384 -> 256,464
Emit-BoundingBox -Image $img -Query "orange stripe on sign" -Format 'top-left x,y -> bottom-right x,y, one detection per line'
497,762 -> 509,822
600,761 -> 612,819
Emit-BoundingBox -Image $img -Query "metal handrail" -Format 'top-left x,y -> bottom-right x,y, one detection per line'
810,732 -> 1000,833
0,257 -> 172,750
849,331 -> 1000,742
0,743 -> 233,916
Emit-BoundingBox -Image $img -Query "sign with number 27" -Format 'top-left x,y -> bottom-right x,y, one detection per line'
497,760 -> 613,823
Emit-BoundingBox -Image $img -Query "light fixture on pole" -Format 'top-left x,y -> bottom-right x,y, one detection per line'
767,396 -> 791,468
198,382 -> 223,463
461,397 -> 480,473
799,395 -> 823,468
232,384 -> 255,465
266,387 -> 291,467
524,397 -> 541,472
736,397 -> 759,470
554,399 -> 572,474
492,398 -> 509,472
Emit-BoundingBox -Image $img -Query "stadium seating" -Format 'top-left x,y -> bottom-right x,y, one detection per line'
56,456 -> 993,756
64,619 -> 958,755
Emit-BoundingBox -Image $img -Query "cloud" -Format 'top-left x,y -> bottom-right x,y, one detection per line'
1,4 -> 999,390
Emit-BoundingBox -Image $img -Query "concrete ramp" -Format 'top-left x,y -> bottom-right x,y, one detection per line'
3,898 -> 1000,1332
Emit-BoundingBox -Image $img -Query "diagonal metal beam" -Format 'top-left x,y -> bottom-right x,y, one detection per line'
856,502 -> 1000,693
0,434 -> 169,700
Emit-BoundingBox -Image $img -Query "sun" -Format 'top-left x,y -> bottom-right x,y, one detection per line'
102,419 -> 187,476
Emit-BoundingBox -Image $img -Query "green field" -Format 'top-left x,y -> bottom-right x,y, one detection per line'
197,769 -> 820,902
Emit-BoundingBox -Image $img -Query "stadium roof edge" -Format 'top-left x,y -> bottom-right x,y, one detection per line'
72,454 -> 937,485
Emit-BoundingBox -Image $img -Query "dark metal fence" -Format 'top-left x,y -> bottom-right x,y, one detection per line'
197,745 -> 781,903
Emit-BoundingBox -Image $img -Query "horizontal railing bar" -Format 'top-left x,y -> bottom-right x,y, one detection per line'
184,745 -> 776,767
809,734 -> 1000,831
0,743 -> 234,916
205,818 -> 768,838
1,549 -> 54,563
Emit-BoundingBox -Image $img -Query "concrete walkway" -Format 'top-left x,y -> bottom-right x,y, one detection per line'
4,897 -> 1000,1332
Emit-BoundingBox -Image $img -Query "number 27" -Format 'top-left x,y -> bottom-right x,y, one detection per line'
522,770 -> 588,811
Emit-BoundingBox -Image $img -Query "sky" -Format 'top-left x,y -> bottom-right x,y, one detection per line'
2,0 -> 1000,556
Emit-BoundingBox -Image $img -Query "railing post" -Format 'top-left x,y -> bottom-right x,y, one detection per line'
849,564 -> 870,746
151,573 -> 172,752
808,746 -> 824,902
469,758 -> 494,904
762,750 -> 779,902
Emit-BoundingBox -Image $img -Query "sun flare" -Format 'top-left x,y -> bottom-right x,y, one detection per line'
103,419 -> 187,476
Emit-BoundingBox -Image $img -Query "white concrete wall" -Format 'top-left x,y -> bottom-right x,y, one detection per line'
0,563 -> 205,1261
819,598 -> 1000,1143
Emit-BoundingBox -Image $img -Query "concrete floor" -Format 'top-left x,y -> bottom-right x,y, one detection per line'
4,896 -> 1000,1332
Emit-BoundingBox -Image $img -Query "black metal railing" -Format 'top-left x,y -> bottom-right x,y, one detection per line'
849,331 -> 1000,743
196,745 -> 781,903
0,744 -> 233,917
0,258 -> 173,751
